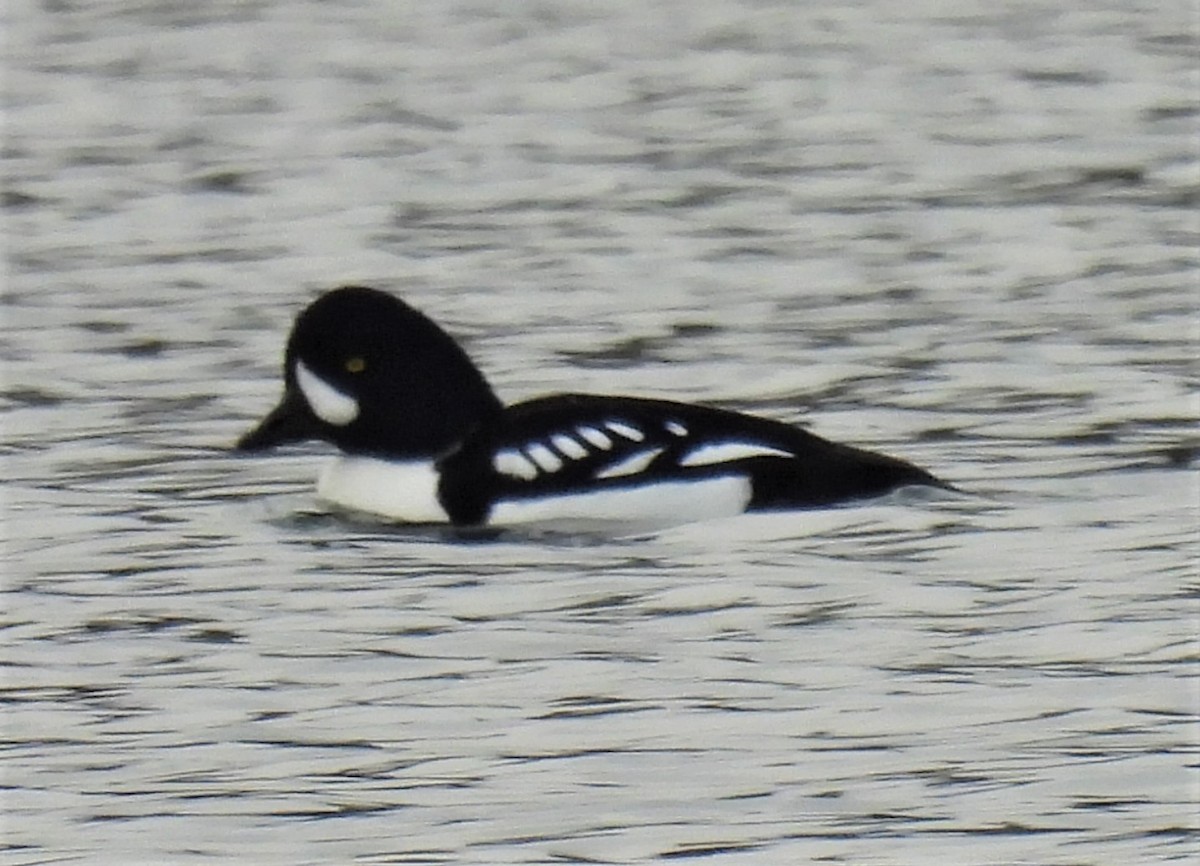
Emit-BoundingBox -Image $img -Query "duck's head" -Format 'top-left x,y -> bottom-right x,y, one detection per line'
236,286 -> 502,458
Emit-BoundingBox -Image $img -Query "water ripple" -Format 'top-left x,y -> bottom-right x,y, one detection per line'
5,0 -> 1198,864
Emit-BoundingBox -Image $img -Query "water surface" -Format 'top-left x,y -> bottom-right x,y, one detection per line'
3,1 -> 1198,863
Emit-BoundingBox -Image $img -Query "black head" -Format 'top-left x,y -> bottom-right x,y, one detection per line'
236,286 -> 503,457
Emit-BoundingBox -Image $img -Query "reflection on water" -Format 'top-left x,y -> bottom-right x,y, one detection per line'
4,0 -> 1197,863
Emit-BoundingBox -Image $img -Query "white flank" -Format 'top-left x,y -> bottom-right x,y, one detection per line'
595,446 -> 665,480
605,420 -> 645,442
665,420 -> 688,437
489,475 -> 753,529
493,448 -> 539,481
576,426 -> 613,450
526,443 -> 563,473
317,457 -> 448,523
678,441 -> 795,467
550,433 -> 589,460
295,360 -> 359,426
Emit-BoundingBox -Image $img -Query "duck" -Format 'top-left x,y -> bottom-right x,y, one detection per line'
235,286 -> 948,530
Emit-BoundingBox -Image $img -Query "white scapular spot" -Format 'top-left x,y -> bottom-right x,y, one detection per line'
295,360 -> 359,426
595,447 -> 665,480
605,420 -> 645,442
493,448 -> 539,481
526,443 -> 563,473
576,426 -> 614,450
678,442 -> 795,467
665,420 -> 688,437
551,433 -> 589,460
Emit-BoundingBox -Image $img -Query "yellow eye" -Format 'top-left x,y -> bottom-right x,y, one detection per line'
344,356 -> 366,374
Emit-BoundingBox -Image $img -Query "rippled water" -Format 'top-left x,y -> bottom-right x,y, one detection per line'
4,1 -> 1198,863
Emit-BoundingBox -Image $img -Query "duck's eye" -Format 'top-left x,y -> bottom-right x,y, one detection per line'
344,356 -> 366,374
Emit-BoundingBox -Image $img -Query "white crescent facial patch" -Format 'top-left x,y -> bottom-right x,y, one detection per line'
295,360 -> 360,426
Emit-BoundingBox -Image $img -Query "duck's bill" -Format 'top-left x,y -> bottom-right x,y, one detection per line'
235,390 -> 320,451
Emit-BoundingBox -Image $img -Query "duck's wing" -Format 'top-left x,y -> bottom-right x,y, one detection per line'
437,394 -> 943,525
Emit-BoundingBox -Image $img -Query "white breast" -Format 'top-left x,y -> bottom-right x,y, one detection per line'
316,457 -> 448,523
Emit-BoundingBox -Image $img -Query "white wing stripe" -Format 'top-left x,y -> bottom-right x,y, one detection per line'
526,443 -> 563,473
595,447 -> 664,480
605,420 -> 645,442
665,420 -> 688,437
679,442 -> 794,467
551,433 -> 589,460
577,426 -> 614,450
493,448 -> 539,480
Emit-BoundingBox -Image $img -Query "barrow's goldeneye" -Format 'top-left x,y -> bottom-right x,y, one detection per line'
235,286 -> 948,529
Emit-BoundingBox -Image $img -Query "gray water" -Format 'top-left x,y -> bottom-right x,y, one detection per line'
3,1 -> 1198,863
